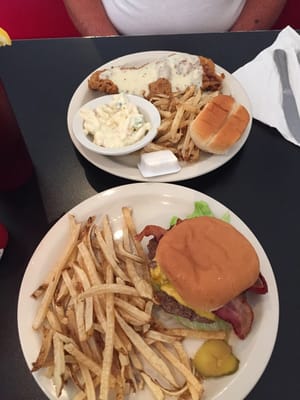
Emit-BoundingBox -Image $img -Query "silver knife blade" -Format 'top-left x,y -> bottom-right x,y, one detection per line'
273,48 -> 300,142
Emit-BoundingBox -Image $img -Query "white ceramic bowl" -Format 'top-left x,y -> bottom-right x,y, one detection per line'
72,94 -> 161,156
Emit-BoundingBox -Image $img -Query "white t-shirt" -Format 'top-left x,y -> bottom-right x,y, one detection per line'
102,0 -> 246,35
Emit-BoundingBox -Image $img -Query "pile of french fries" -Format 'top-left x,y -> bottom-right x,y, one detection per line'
144,86 -> 219,162
31,207 -> 225,400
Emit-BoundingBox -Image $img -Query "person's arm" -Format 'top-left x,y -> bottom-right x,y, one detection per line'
230,0 -> 287,31
63,0 -> 118,36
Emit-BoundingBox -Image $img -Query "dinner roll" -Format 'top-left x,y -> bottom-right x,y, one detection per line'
190,94 -> 250,154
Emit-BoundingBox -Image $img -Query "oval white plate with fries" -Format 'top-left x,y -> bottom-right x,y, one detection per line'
67,51 -> 252,182
18,183 -> 278,400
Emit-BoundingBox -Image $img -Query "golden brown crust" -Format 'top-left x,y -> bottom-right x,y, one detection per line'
88,70 -> 118,94
199,56 -> 225,91
190,94 -> 250,154
147,78 -> 172,98
156,216 -> 259,311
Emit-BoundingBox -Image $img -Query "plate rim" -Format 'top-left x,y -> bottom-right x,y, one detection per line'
66,50 -> 253,182
17,182 -> 279,400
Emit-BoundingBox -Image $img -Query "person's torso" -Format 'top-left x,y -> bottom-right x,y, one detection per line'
102,0 -> 246,35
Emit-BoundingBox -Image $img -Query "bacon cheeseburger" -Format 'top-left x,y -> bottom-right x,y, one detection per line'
136,215 -> 268,339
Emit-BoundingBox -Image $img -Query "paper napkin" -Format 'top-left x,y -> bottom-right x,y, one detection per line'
233,26 -> 300,146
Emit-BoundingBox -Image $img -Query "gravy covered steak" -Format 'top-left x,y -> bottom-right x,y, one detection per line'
88,53 -> 224,97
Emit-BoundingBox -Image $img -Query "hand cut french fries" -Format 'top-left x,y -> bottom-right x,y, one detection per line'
31,206 -> 226,400
144,86 -> 219,162
32,215 -> 81,330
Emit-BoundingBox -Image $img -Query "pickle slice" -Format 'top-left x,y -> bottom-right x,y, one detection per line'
193,339 -> 239,377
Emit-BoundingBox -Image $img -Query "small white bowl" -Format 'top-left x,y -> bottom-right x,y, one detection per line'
72,94 -> 161,156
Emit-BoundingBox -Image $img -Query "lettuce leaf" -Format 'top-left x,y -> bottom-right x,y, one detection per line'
176,315 -> 231,332
186,200 -> 214,219
221,211 -> 231,223
170,200 -> 230,226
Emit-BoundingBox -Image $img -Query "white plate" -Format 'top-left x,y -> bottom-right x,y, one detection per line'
67,51 -> 253,182
18,183 -> 278,400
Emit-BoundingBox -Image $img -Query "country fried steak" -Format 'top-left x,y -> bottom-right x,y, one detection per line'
199,56 -> 224,91
88,55 -> 224,96
88,72 -> 119,94
148,78 -> 172,97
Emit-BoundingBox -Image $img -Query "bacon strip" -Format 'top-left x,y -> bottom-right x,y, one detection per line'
214,294 -> 254,339
248,273 -> 268,294
136,225 -> 167,260
135,224 -> 167,242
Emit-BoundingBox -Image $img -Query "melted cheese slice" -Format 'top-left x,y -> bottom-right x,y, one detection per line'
151,264 -> 216,321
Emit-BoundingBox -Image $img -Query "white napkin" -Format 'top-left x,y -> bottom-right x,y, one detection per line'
233,26 -> 300,146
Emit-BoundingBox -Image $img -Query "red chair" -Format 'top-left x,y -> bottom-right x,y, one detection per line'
272,0 -> 300,29
1,1 -> 80,39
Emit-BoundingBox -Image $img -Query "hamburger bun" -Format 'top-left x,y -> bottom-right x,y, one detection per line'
190,94 -> 250,154
155,216 -> 259,311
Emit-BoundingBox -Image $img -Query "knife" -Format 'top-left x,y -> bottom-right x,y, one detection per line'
273,48 -> 300,142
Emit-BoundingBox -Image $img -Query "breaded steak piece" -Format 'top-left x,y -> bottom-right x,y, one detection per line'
199,56 -> 225,92
147,78 -> 172,98
88,55 -> 224,96
88,70 -> 119,94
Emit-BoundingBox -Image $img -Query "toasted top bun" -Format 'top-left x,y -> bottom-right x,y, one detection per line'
190,94 -> 250,154
155,216 -> 259,311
